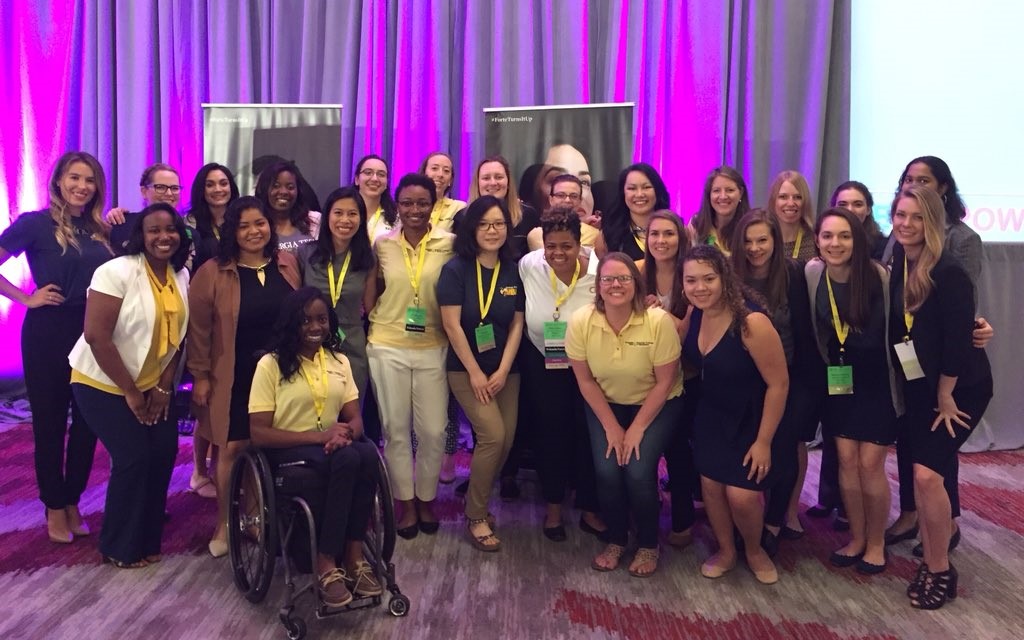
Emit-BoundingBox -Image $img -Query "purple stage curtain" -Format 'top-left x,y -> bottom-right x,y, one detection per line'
0,0 -> 849,385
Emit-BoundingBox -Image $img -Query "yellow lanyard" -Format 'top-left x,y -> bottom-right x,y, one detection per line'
633,233 -> 645,252
476,259 -> 501,322
549,258 -> 581,320
790,227 -> 804,259
300,347 -> 328,430
824,272 -> 850,360
368,206 -> 384,238
708,232 -> 731,257
903,255 -> 914,339
401,232 -> 429,305
326,251 -> 352,307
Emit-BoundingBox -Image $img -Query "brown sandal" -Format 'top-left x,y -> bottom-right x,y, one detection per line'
628,547 -> 659,578
467,518 -> 501,552
591,543 -> 625,572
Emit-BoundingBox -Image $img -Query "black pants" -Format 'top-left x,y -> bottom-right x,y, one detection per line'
664,377 -> 700,532
265,439 -> 378,556
500,342 -> 536,479
815,435 -> 843,510
73,383 -> 177,563
23,306 -> 97,509
520,345 -> 599,512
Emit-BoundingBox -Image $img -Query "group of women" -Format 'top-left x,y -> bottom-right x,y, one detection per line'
0,148 -> 992,611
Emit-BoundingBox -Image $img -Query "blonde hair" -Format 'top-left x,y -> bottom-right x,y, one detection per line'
47,152 -> 109,254
469,155 -> 523,227
767,170 -> 815,236
894,186 -> 946,313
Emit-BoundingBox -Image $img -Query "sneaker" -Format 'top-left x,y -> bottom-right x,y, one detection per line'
347,560 -> 384,597
318,568 -> 354,608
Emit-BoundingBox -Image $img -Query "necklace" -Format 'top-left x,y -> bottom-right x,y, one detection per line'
237,259 -> 272,286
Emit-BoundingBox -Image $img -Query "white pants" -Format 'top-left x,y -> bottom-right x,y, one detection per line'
367,344 -> 448,501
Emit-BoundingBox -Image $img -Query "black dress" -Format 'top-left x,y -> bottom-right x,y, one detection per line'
815,277 -> 898,445
227,262 -> 295,441
683,308 -> 775,490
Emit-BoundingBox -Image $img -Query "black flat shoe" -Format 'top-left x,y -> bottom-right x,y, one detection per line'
856,554 -> 887,575
499,476 -> 520,502
806,504 -> 835,518
832,516 -> 850,532
780,525 -> 805,540
543,524 -> 567,542
579,516 -> 609,542
396,523 -> 419,539
454,479 -> 469,496
884,524 -> 918,546
418,520 -> 440,535
829,550 -> 864,568
913,528 -> 960,557
761,529 -> 779,558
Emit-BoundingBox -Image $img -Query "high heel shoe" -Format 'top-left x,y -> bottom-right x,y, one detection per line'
46,508 -> 73,544
907,562 -> 929,598
909,564 -> 958,610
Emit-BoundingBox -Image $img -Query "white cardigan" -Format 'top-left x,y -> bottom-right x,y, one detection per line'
69,254 -> 190,387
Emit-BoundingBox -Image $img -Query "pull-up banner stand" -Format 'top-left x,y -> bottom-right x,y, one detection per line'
202,104 -> 343,203
483,103 -> 634,218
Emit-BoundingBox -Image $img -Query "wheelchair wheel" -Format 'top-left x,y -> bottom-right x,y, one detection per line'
228,448 -> 277,603
283,616 -> 306,640
370,450 -> 397,564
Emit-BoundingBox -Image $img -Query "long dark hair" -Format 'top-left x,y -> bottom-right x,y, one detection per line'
642,210 -> 690,319
354,154 -> 398,227
311,187 -> 374,272
683,245 -> 753,334
453,195 -> 516,262
691,166 -> 750,252
124,203 -> 192,272
730,209 -> 790,313
217,196 -> 279,264
829,180 -> 882,243
813,208 -> 881,331
896,155 -> 967,225
187,163 -> 239,238
254,161 -> 319,235
603,163 -> 671,253
264,287 -> 345,382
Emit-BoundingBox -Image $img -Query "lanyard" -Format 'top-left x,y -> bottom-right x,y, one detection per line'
476,259 -> 501,322
326,250 -> 352,307
708,231 -> 731,256
401,232 -> 429,305
790,227 -> 804,259
368,206 -> 384,238
633,233 -> 645,252
824,272 -> 850,361
903,255 -> 914,339
549,259 -> 581,320
300,347 -> 328,430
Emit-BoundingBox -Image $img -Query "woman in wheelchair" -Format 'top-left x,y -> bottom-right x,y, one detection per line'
248,287 -> 383,609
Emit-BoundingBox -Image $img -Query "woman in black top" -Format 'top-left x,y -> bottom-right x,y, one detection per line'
595,163 -> 670,261
185,162 -> 240,273
889,186 -> 992,609
0,151 -> 112,544
438,196 -> 525,551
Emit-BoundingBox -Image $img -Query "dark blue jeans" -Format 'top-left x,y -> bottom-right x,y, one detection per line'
72,383 -> 177,563
585,395 -> 683,548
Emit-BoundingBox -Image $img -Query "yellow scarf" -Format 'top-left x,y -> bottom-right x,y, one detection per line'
145,260 -> 182,358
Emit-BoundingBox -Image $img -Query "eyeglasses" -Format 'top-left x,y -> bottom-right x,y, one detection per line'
359,169 -> 388,179
398,200 -> 432,210
477,221 -> 507,231
148,184 -> 182,194
599,275 -> 634,285
551,192 -> 582,202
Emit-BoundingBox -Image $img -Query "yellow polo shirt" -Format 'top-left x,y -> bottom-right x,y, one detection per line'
431,197 -> 465,233
565,304 -> 683,405
580,223 -> 600,248
248,350 -> 359,432
369,225 -> 455,349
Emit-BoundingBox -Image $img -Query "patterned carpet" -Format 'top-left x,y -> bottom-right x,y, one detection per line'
1,421 -> 1022,640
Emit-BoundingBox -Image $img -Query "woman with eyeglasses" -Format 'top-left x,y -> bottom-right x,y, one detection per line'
254,161 -> 322,255
595,163 -> 671,261
567,253 -> 684,577
366,174 -> 456,539
437,196 -> 525,551
0,151 -> 112,544
355,155 -> 399,243
682,245 -> 788,585
526,175 -> 601,250
105,163 -> 183,254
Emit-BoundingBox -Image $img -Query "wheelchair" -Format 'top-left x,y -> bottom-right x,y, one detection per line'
227,442 -> 410,639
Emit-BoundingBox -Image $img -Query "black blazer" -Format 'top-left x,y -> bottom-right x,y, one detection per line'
888,248 -> 991,397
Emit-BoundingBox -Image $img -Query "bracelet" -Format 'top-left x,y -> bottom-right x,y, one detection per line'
153,385 -> 172,396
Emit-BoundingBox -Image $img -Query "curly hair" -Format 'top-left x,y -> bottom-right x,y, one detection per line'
263,287 -> 345,382
254,161 -> 319,235
123,203 -> 192,272
540,206 -> 582,243
683,244 -> 753,334
46,151 -> 109,254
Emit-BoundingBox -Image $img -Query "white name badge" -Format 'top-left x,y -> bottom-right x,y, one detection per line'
893,340 -> 926,381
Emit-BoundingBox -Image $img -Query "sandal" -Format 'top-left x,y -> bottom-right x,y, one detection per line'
103,556 -> 149,569
591,543 -> 625,572
188,475 -> 217,499
628,547 -> 659,578
467,518 -> 501,552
